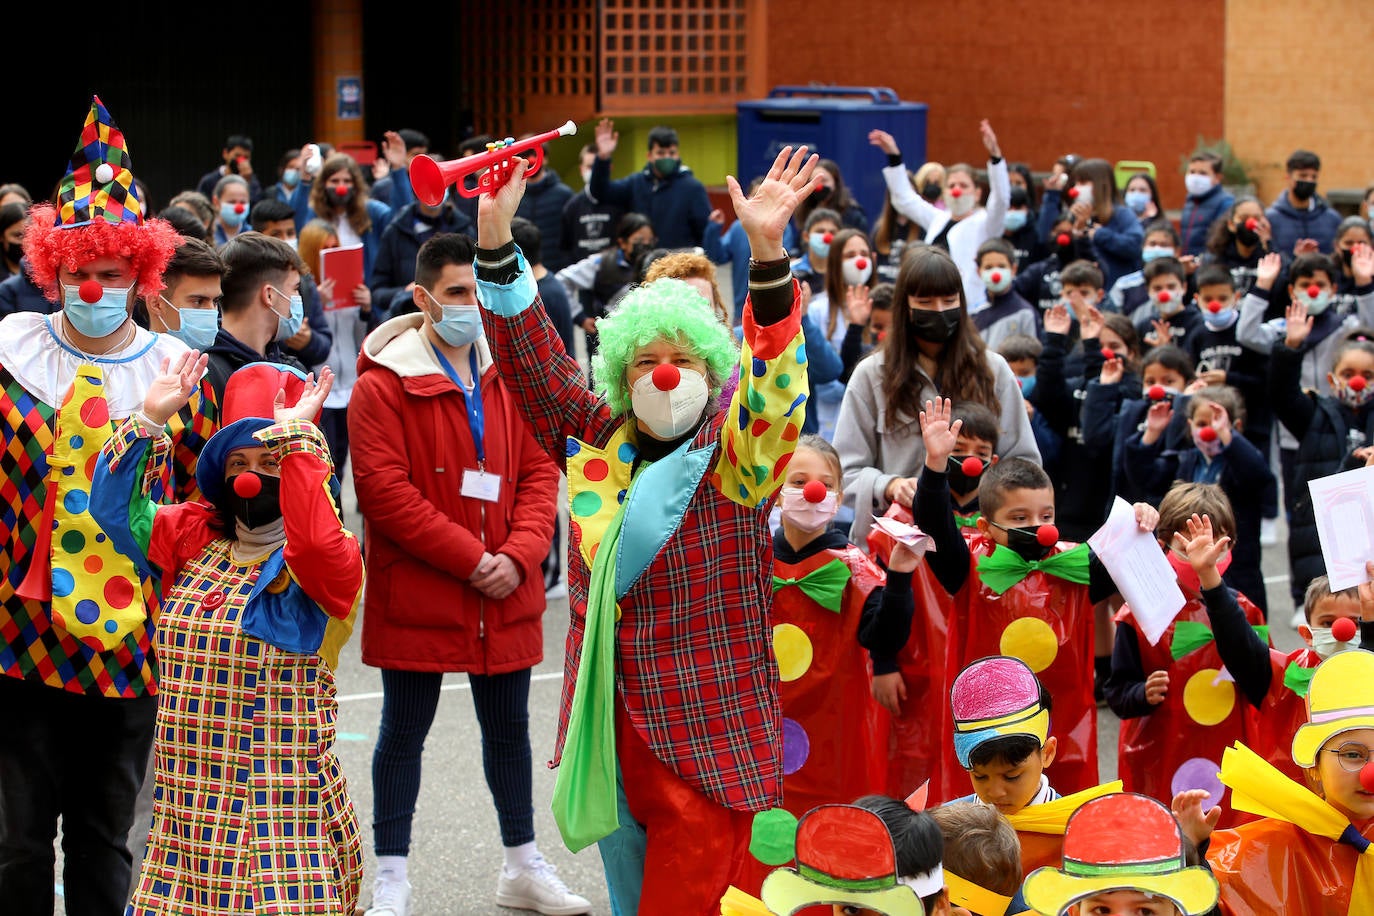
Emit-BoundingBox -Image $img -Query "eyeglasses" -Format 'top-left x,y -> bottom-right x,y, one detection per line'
1323,742 -> 1374,772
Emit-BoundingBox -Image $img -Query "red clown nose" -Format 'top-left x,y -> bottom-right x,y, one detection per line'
1056,233 -> 1071,247
961,456 -> 985,478
1197,426 -> 1218,442
78,280 -> 104,303
1360,760 -> 1374,794
1308,284 -> 1321,298
233,472 -> 263,498
1157,290 -> 1172,303
950,187 -> 963,198
822,232 -> 833,244
1350,376 -> 1368,392
1207,300 -> 1223,313
1245,217 -> 1258,231
234,202 -> 246,214
1036,525 -> 1059,547
1067,187 -> 1079,200
651,363 -> 680,391
801,480 -> 829,504
1148,385 -> 1167,401
1332,616 -> 1358,643
990,272 -> 1002,283
855,258 -> 868,270
1100,347 -> 1116,360
335,185 -> 349,197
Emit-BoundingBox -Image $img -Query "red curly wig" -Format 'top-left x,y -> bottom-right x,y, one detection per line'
22,203 -> 182,302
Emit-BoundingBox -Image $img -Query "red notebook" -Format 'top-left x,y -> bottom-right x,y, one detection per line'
319,243 -> 364,310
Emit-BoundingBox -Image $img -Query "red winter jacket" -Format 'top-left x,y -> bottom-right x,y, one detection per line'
349,315 -> 560,674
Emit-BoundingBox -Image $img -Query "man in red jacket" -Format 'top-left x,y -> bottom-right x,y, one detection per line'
348,232 -> 588,916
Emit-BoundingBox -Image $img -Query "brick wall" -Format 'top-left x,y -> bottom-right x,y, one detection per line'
1225,0 -> 1374,207
763,0 -> 1226,206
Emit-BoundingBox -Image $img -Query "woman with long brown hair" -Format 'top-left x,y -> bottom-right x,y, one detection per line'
833,245 -> 1040,546
808,227 -> 875,441
1064,157 -> 1144,290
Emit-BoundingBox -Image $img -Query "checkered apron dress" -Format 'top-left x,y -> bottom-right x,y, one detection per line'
127,538 -> 362,915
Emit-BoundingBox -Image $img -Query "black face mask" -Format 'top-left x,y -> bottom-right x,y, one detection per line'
1342,248 -> 1355,268
908,307 -> 962,343
1235,225 -> 1260,247
946,455 -> 988,496
224,473 -> 283,529
628,241 -> 652,267
2,242 -> 18,265
811,185 -> 833,204
1292,180 -> 1317,202
332,187 -> 358,209
993,522 -> 1055,561
921,182 -> 943,202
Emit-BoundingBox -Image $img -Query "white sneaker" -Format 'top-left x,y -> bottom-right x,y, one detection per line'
1260,518 -> 1279,546
496,854 -> 591,915
364,872 -> 412,916
1291,609 -> 1305,629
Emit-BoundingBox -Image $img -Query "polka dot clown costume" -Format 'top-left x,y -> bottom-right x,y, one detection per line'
0,96 -> 211,912
474,145 -> 818,914
90,361 -> 363,915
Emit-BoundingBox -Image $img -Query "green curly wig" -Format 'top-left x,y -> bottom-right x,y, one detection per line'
591,277 -> 740,416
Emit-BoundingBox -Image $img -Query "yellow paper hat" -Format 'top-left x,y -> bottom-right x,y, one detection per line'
1291,650 -> 1374,768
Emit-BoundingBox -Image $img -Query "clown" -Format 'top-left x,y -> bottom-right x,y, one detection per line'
474,146 -> 817,913
0,95 -> 213,913
90,359 -> 363,914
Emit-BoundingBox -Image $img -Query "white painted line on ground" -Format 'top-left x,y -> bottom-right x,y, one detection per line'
1263,574 -> 1290,585
337,670 -> 564,704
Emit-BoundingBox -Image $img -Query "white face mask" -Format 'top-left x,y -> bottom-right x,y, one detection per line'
842,256 -> 873,287
630,365 -> 710,439
1310,624 -> 1359,659
779,486 -> 838,530
1185,173 -> 1215,197
947,188 -> 976,217
1072,183 -> 1094,209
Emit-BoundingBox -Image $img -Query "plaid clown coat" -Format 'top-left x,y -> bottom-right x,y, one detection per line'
478,253 -> 808,814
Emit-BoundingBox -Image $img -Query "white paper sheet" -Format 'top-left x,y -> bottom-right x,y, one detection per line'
1087,497 -> 1185,646
871,515 -> 937,555
1308,465 -> 1374,591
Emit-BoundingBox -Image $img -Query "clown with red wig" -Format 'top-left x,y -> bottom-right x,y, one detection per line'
0,96 -> 214,913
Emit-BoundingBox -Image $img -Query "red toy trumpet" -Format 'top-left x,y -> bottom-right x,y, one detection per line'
410,119 -> 578,205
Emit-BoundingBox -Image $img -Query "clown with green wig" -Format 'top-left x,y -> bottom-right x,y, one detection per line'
473,145 -> 818,914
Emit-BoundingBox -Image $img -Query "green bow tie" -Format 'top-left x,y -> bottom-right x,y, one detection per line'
1170,621 -> 1271,661
956,512 -> 982,528
1284,660 -> 1317,697
773,557 -> 852,613
976,542 -> 1091,595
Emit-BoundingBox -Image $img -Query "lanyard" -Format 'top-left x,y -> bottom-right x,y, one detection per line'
431,343 -> 486,467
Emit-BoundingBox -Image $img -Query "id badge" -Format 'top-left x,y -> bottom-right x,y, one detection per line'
461,468 -> 502,502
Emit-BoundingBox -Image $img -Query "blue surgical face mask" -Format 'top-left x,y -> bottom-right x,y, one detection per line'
62,282 -> 132,338
268,285 -> 304,342
282,168 -> 300,189
424,288 -> 484,346
162,296 -> 219,350
1141,246 -> 1175,263
219,202 -> 247,228
1298,285 -> 1333,315
1018,374 -> 1037,398
1003,209 -> 1028,232
808,231 -> 832,260
1124,189 -> 1151,214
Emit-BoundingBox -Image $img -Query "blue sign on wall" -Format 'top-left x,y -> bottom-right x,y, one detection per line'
337,77 -> 363,120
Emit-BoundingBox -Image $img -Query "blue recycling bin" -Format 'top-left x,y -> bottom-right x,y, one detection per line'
736,86 -> 927,238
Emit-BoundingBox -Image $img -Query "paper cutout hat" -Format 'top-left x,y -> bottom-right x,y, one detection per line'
950,655 -> 1050,769
1292,649 -> 1374,768
197,362 -> 319,502
23,95 -> 179,300
760,805 -> 924,916
1021,793 -> 1219,916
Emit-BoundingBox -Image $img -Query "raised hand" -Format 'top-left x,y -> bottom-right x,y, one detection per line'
594,118 -> 618,159
476,157 -> 529,248
1100,356 -> 1124,386
1173,513 -> 1231,588
1172,789 -> 1222,848
1148,318 -> 1172,347
919,397 -> 962,471
708,208 -> 725,225
381,130 -> 407,171
727,145 -> 819,261
1284,300 -> 1314,349
846,283 -> 873,327
1255,251 -> 1283,289
1209,402 -> 1233,446
979,119 -> 1001,159
867,129 -> 900,157
1043,302 -> 1072,336
144,351 -> 209,427
1353,242 -> 1374,286
1080,304 -> 1105,341
1142,400 -> 1173,444
275,367 -> 334,425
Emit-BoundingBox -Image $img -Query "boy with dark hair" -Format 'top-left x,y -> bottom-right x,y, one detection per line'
1110,220 -> 1185,323
250,197 -> 334,368
207,232 -> 309,400
197,132 -> 263,203
1265,148 -> 1342,256
971,237 -> 1037,350
1137,256 -> 1202,350
1180,152 -> 1233,258
1013,214 -> 1090,314
915,399 -> 1158,805
588,117 -> 711,249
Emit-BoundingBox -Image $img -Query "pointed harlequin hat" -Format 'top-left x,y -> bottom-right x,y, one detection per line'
197,362 -> 319,502
58,95 -> 144,228
950,655 -> 1050,769
22,96 -> 180,301
1292,649 -> 1374,768
760,805 -> 924,916
1022,793 -> 1219,915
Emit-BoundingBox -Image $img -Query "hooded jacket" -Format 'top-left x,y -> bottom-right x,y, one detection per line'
1265,190 -> 1343,256
348,314 -> 559,673
588,155 -> 711,250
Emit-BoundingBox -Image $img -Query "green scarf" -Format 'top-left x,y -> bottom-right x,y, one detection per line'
772,557 -> 852,613
1284,660 -> 1317,697
1170,620 -> 1270,660
551,488 -> 632,852
976,542 -> 1091,595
